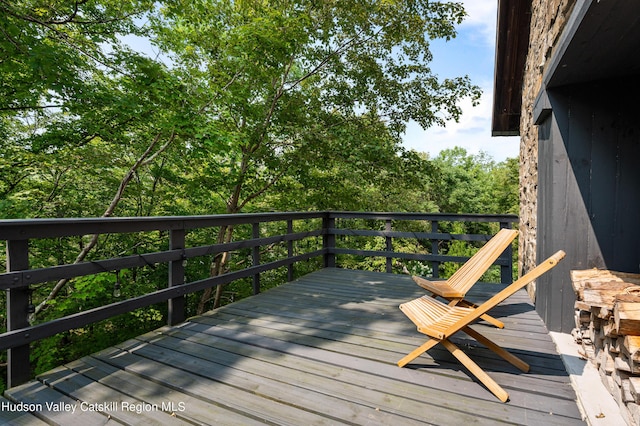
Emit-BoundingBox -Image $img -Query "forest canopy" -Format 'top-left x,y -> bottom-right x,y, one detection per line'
0,0 -> 519,386
0,0 -> 512,220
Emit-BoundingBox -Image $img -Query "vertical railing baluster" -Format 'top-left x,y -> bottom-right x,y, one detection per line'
385,220 -> 393,273
287,220 -> 294,282
500,221 -> 514,284
323,214 -> 336,268
6,239 -> 30,388
252,222 -> 260,295
431,220 -> 439,279
168,228 -> 185,326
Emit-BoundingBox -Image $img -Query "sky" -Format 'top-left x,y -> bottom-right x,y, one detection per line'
401,0 -> 520,161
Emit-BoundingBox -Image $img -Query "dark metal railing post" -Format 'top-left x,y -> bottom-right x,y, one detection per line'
500,221 -> 514,284
287,220 -> 294,281
6,239 -> 30,388
168,228 -> 185,326
385,220 -> 393,273
431,220 -> 439,278
323,215 -> 336,268
252,222 -> 260,295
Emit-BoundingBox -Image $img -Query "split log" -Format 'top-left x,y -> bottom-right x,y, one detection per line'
630,377 -> 640,404
571,269 -> 640,294
575,300 -> 592,311
616,356 -> 632,373
579,309 -> 592,323
582,281 -> 640,308
603,318 -> 619,337
623,336 -> 640,360
571,269 -> 640,425
621,336 -> 640,374
600,349 -> 615,375
615,296 -> 640,336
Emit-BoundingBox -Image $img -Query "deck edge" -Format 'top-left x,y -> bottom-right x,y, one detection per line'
550,331 -> 625,426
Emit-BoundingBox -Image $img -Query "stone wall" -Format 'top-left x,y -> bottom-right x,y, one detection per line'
519,0 -> 575,299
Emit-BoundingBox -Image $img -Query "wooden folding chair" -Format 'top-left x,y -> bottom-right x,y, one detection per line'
413,228 -> 518,329
398,250 -> 566,402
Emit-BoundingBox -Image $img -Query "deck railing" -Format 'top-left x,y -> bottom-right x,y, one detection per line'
0,211 -> 517,387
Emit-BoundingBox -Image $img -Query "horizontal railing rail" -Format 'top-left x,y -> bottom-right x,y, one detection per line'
0,229 -> 325,290
324,211 -> 518,280
0,211 -> 518,388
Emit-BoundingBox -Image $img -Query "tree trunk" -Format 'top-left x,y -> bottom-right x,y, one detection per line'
31,132 -> 175,319
197,224 -> 235,314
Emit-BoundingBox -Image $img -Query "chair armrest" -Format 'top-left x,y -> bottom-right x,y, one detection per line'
412,276 -> 464,298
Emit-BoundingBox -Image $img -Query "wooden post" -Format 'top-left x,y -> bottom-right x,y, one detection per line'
500,221 -> 513,284
252,222 -> 260,295
385,220 -> 393,273
6,239 -> 30,388
323,215 -> 336,268
287,220 -> 294,282
431,221 -> 439,278
168,229 -> 185,326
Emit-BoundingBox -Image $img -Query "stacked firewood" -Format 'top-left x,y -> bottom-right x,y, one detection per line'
572,269 -> 640,425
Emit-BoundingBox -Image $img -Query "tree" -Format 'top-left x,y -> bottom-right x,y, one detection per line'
424,147 -> 519,280
491,156 -> 519,215
429,147 -> 492,214
1,1 -> 490,387
151,0 -> 479,209
149,0 -> 480,310
0,1 -> 205,318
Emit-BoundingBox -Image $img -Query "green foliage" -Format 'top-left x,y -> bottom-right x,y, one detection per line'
438,222 -> 501,282
30,270 -> 165,374
0,0 -> 520,391
31,307 -> 165,375
0,1 -> 485,219
429,147 -> 491,214
491,157 -> 520,215
144,0 -> 480,214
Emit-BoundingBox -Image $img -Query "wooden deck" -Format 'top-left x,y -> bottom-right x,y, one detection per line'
2,268 -> 585,425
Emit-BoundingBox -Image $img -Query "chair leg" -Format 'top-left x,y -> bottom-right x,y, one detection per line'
397,338 -> 439,368
440,339 -> 509,403
456,299 -> 505,329
463,326 -> 529,372
479,313 -> 505,329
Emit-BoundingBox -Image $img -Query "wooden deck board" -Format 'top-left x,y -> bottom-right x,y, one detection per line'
0,397 -> 49,426
66,356 -> 267,426
3,268 -> 586,425
197,308 -> 572,385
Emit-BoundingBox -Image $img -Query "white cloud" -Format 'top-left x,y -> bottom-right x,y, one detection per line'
403,82 -> 519,161
458,0 -> 499,45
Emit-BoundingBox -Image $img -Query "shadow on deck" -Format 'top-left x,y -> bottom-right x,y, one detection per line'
2,268 -> 585,425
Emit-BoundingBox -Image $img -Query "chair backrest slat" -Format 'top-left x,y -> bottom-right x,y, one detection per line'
447,228 -> 518,293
